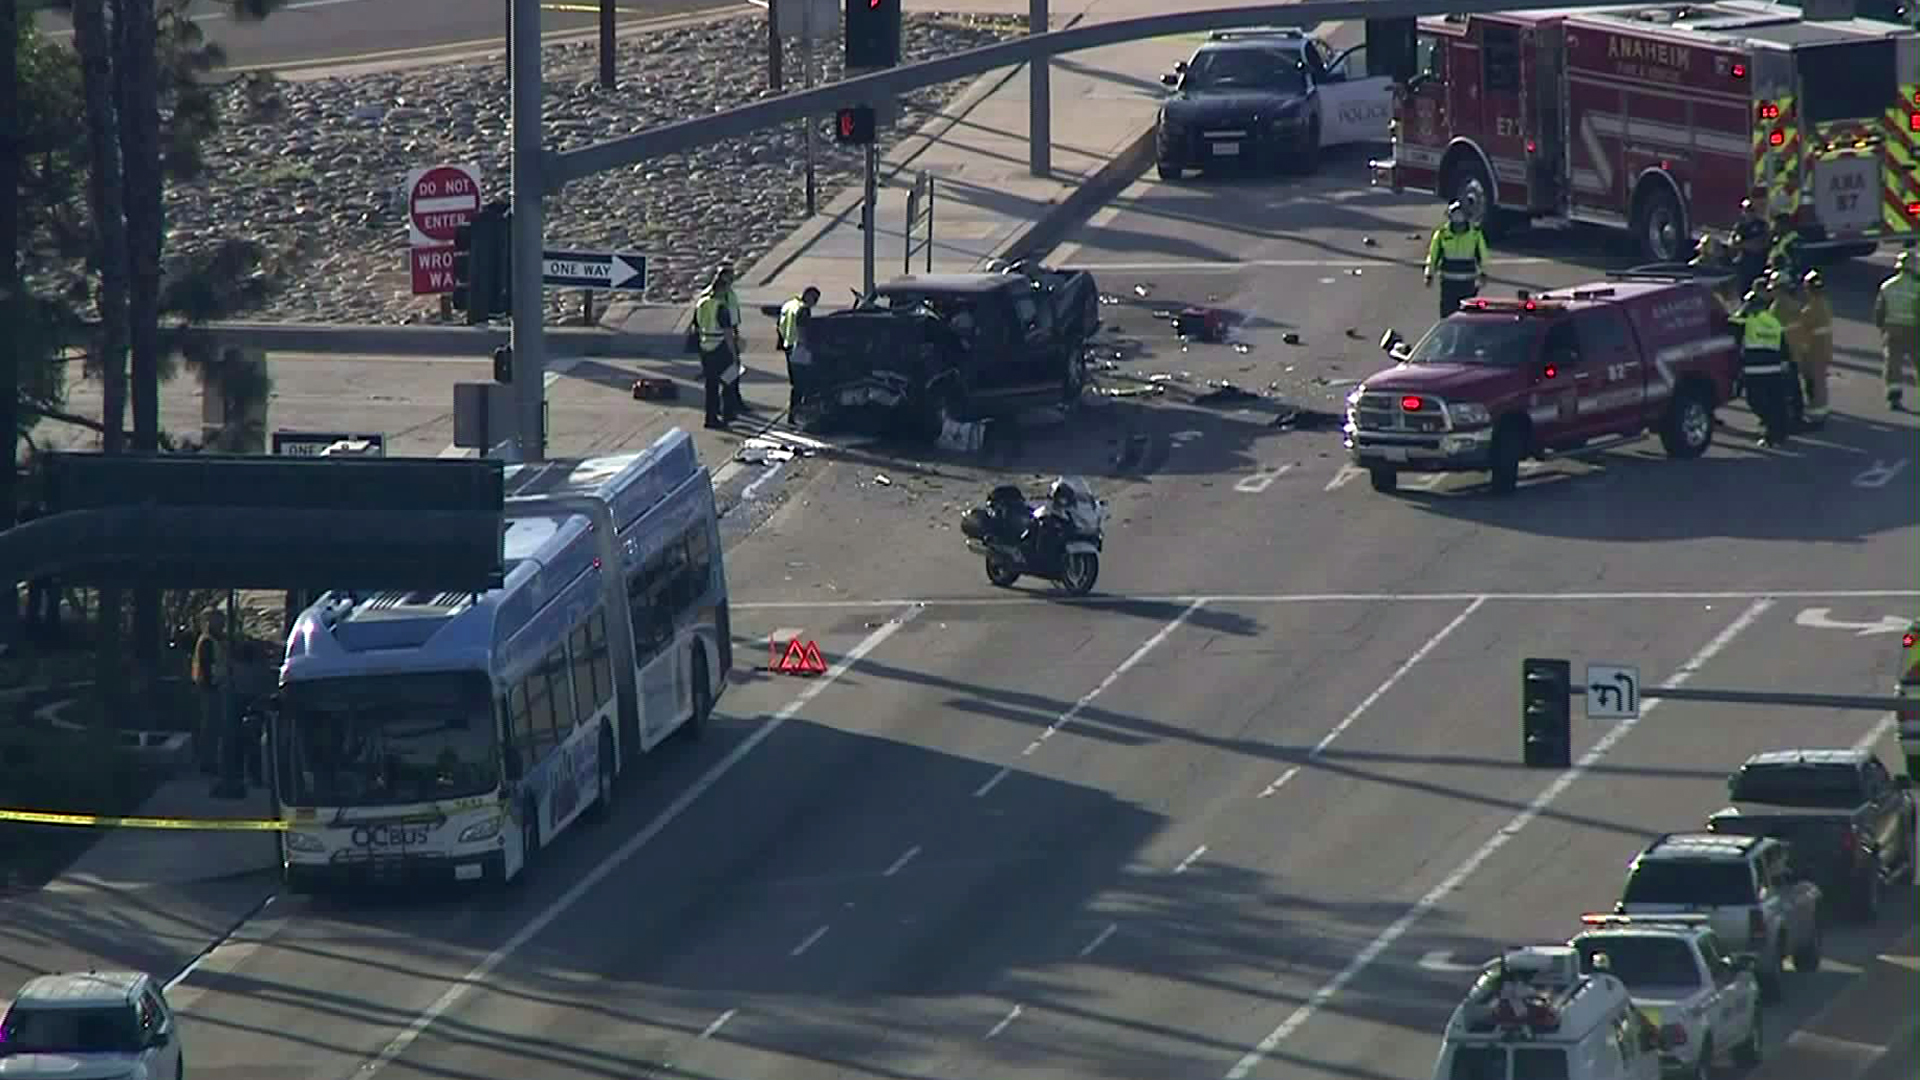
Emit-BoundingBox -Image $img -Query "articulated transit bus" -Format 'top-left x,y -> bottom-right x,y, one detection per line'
267,430 -> 733,891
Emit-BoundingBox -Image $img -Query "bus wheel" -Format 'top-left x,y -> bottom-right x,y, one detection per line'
687,650 -> 712,740
587,727 -> 615,821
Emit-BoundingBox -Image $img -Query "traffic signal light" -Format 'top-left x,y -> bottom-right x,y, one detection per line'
461,201 -> 513,325
492,345 -> 513,385
845,0 -> 900,69
1521,658 -> 1572,768
835,105 -> 877,145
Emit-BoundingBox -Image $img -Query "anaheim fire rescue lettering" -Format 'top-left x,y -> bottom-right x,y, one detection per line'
1606,34 -> 1692,84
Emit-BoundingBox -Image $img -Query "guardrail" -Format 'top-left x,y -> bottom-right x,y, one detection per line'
68,320 -> 688,359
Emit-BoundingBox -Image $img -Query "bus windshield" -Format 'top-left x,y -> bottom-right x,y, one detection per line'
279,671 -> 497,807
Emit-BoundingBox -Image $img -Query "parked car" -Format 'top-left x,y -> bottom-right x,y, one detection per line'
1706,748 -> 1918,923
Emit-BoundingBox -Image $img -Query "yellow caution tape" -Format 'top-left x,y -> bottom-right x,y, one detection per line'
0,807 -> 289,831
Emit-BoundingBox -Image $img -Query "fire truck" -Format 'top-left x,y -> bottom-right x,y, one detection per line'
1370,1 -> 1920,263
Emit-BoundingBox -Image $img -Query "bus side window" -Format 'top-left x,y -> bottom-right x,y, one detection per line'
524,664 -> 559,760
627,555 -> 665,663
544,645 -> 577,733
569,621 -> 610,721
507,683 -> 533,776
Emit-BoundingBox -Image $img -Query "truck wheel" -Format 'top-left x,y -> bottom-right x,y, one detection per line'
1157,160 -> 1181,181
1488,427 -> 1523,495
1368,466 -> 1399,493
1633,183 -> 1688,263
1793,923 -> 1823,971
1659,385 -> 1715,459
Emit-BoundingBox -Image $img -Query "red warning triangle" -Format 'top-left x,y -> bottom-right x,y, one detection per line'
775,639 -> 829,675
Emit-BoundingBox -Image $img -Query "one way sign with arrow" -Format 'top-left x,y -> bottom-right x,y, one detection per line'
541,249 -> 648,291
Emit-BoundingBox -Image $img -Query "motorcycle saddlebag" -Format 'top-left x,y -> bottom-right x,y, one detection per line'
959,506 -> 994,540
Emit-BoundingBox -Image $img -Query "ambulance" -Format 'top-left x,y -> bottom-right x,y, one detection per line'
1432,945 -> 1662,1080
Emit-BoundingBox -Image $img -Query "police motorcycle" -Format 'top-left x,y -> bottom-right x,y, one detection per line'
959,476 -> 1107,596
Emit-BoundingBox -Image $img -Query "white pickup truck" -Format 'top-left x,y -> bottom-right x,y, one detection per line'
1572,914 -> 1764,1078
1614,833 -> 1822,1002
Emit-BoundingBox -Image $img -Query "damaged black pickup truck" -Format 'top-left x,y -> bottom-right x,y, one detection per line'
794,264 -> 1101,438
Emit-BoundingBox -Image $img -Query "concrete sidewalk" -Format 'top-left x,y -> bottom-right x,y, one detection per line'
604,0 -> 1201,333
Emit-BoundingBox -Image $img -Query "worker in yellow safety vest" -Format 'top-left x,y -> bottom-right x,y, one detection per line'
1797,269 -> 1832,430
1727,289 -> 1792,446
1874,250 -> 1919,410
1770,270 -> 1811,430
691,265 -> 745,427
777,286 -> 820,416
1425,202 -> 1489,319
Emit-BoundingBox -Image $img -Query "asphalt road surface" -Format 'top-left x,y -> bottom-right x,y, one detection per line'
22,146 -> 1920,1080
31,0 -> 746,72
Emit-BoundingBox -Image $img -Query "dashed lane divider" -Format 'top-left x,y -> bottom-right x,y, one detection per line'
0,808 -> 288,830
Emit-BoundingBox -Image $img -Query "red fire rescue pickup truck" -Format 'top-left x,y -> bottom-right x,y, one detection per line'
1370,1 -> 1920,262
1344,273 -> 1740,494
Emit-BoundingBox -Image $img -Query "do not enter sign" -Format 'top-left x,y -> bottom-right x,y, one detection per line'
407,164 -> 481,245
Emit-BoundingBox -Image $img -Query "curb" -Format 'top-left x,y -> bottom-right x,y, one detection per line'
981,122 -> 1155,268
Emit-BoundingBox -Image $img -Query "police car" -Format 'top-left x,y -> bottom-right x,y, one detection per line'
1432,945 -> 1662,1080
1154,27 -> 1394,180
0,971 -> 183,1080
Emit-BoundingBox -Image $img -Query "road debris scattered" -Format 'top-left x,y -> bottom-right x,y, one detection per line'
735,438 -> 799,464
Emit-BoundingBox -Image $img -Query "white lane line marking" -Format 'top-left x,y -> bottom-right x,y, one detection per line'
883,845 -> 921,877
1060,257 -> 1555,272
985,1004 -> 1023,1039
790,924 -> 830,957
1079,923 -> 1119,958
1221,597 -> 1775,1080
1173,845 -> 1208,875
1324,465 -> 1362,492
1016,598 -> 1210,757
1258,597 -> 1487,798
973,767 -> 1012,798
162,896 -> 286,1008
734,589 -> 1920,610
1853,714 -> 1897,754
740,460 -> 788,502
1235,463 -> 1294,493
356,603 -> 925,1078
700,1009 -> 736,1039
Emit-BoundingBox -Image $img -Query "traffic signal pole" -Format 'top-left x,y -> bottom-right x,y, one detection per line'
863,142 -> 878,295
1029,0 -> 1050,177
510,0 -> 547,462
1571,685 -> 1912,712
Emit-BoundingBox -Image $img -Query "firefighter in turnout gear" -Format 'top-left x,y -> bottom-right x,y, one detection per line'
1729,288 -> 1792,446
1770,270 -> 1811,432
777,286 -> 820,417
1874,250 -> 1919,410
1425,202 -> 1489,319
1797,269 -> 1832,429
1729,199 -> 1770,294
